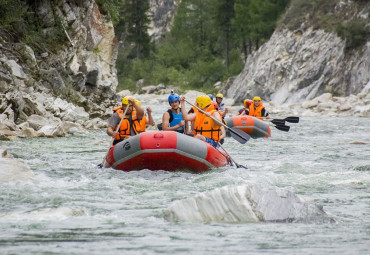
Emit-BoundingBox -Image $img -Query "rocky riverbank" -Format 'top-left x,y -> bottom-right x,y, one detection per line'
1,87 -> 369,141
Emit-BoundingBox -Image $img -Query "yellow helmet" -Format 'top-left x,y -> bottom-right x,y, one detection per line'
196,95 -> 211,109
122,96 -> 134,105
135,100 -> 141,106
253,96 -> 261,101
216,93 -> 223,99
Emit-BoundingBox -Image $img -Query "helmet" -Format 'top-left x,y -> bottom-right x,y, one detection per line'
168,93 -> 180,103
122,96 -> 134,105
207,94 -> 214,100
253,96 -> 261,101
135,100 -> 141,106
196,95 -> 211,109
244,99 -> 252,108
216,93 -> 223,99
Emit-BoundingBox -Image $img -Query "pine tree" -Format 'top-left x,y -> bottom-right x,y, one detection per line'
123,0 -> 151,59
215,0 -> 235,69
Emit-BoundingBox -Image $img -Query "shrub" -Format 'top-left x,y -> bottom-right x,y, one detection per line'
336,19 -> 369,52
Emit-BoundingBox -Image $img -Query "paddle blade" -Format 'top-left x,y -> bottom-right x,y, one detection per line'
235,163 -> 248,169
271,119 -> 285,125
274,124 -> 290,132
285,116 -> 299,123
229,127 -> 250,144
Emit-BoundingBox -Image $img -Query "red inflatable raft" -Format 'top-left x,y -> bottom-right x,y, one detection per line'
104,131 -> 228,172
225,115 -> 271,139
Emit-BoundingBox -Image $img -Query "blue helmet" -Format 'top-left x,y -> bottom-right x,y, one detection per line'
207,94 -> 214,100
168,93 -> 180,103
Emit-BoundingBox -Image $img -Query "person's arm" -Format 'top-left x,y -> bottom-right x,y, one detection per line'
220,126 -> 226,140
162,111 -> 185,131
106,113 -> 120,138
180,96 -> 196,121
129,97 -> 144,120
221,107 -> 228,117
146,107 -> 155,126
185,121 -> 190,134
211,111 -> 222,126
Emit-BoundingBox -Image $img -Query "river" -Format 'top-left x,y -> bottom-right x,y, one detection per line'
0,110 -> 369,254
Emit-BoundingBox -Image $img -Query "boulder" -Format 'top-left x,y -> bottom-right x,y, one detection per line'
164,184 -> 332,223
37,124 -> 65,137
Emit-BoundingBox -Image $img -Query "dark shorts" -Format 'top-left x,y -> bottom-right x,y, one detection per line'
205,137 -> 218,148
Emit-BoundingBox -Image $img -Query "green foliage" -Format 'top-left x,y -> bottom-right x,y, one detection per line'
116,0 -> 289,93
123,0 -> 151,59
0,0 -> 26,27
336,19 -> 370,52
280,0 -> 369,52
95,0 -> 122,25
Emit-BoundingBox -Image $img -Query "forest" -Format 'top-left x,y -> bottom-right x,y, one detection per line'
113,0 -> 289,93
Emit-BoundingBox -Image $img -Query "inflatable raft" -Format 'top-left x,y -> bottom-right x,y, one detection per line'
104,131 -> 228,172
225,115 -> 271,139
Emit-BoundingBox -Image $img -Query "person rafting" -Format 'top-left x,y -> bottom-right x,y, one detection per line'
107,96 -> 144,145
180,95 -> 222,148
248,96 -> 270,120
238,99 -> 253,115
208,94 -> 219,110
215,93 -> 228,118
136,100 -> 154,131
162,93 -> 186,133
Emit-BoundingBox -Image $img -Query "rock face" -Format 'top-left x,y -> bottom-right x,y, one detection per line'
164,184 -> 332,223
148,0 -> 180,41
225,28 -> 369,105
224,1 -> 370,105
0,0 -> 119,139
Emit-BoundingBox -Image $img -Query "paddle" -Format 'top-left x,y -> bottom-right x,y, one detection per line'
218,143 -> 248,169
184,99 -> 251,144
264,116 -> 300,125
98,104 -> 130,168
272,124 -> 290,132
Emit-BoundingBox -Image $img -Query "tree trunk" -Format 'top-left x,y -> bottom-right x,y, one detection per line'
242,37 -> 247,63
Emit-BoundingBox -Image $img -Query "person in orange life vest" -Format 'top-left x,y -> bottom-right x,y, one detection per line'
135,100 -> 154,131
248,96 -> 270,120
106,96 -> 144,145
238,99 -> 253,115
215,93 -> 228,118
162,93 -> 186,133
180,95 -> 222,148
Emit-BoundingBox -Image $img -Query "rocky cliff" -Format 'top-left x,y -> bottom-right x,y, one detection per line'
0,0 -> 119,139
224,0 -> 369,105
148,0 -> 180,41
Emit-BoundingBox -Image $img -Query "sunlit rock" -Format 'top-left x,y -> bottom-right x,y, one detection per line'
37,124 -> 65,137
17,122 -> 37,138
164,184 -> 332,223
84,118 -> 107,129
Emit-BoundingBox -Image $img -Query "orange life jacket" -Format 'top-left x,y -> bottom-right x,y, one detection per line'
113,106 -> 142,141
248,102 -> 265,120
194,104 -> 221,143
140,115 -> 147,132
